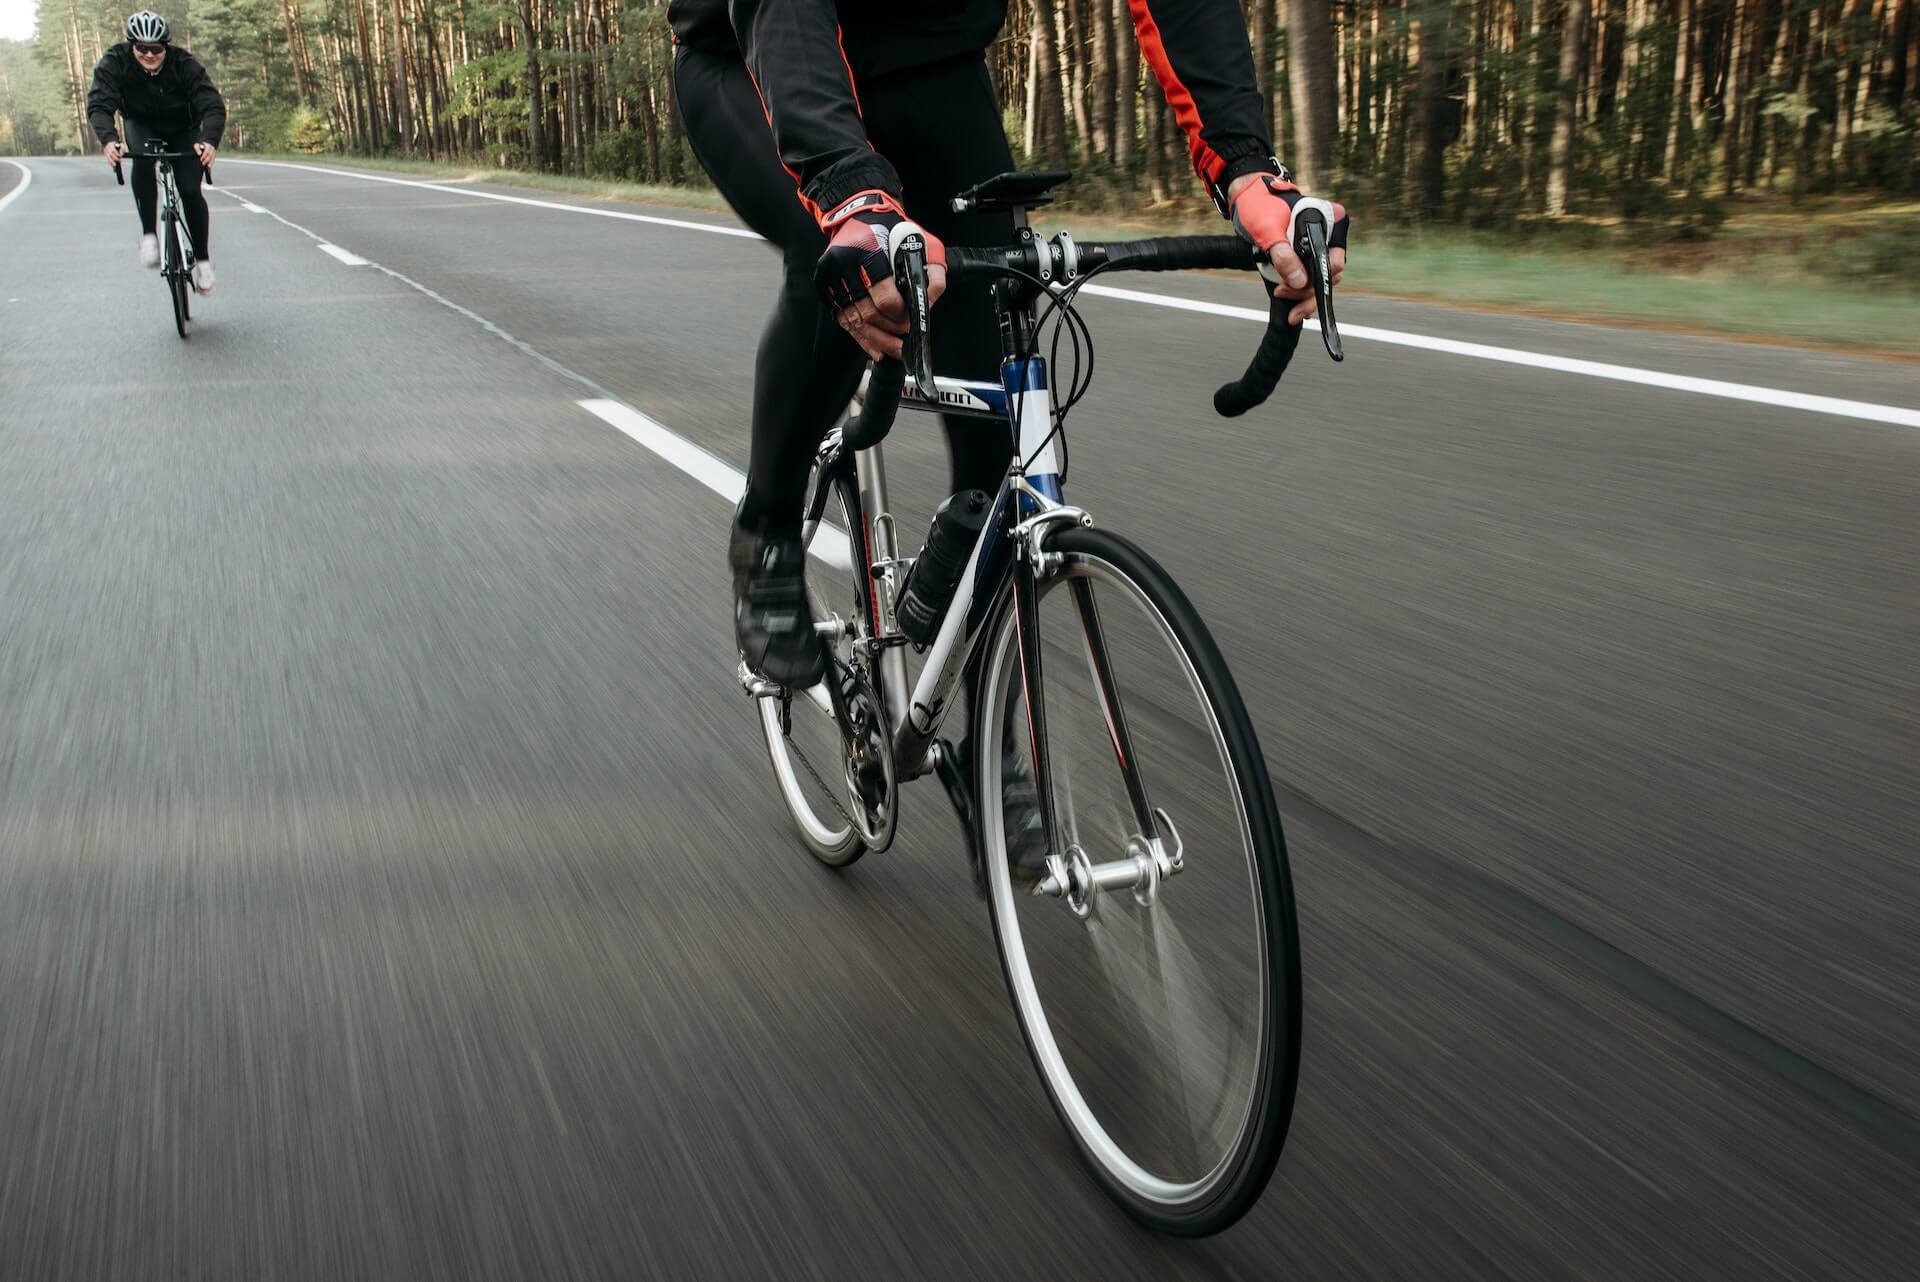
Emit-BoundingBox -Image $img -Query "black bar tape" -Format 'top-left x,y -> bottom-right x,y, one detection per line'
1101,236 -> 1254,272
1213,294 -> 1304,417
845,359 -> 905,451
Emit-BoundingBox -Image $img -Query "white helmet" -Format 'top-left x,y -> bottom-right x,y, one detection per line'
125,10 -> 170,44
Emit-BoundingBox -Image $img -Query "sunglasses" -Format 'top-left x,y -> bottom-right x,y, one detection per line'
133,43 -> 165,54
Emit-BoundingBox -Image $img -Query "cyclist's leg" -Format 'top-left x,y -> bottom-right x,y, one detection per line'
675,46 -> 863,537
122,117 -> 160,238
863,55 -> 1019,499
169,131 -> 210,260
676,46 -> 861,684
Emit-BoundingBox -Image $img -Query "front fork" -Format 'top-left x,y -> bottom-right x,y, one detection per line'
1010,483 -> 1184,913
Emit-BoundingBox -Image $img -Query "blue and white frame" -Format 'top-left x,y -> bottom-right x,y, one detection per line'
854,354 -> 1068,775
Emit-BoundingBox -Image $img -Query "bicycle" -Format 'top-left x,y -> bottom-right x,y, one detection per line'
113,144 -> 208,339
740,169 -> 1345,1234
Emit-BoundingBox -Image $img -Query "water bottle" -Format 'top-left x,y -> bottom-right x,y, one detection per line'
897,489 -> 992,645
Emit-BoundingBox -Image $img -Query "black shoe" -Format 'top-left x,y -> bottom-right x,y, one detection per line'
934,738 -> 986,897
940,734 -> 1050,896
730,517 -> 828,688
998,741 -> 1050,889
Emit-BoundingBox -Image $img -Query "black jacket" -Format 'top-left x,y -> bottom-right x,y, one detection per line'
668,0 -> 1273,220
87,43 -> 227,148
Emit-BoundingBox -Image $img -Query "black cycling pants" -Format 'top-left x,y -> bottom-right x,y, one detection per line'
124,117 -> 211,261
673,47 -> 1017,535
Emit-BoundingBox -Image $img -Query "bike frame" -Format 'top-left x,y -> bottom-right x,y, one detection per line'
814,307 -> 1156,855
155,158 -> 194,275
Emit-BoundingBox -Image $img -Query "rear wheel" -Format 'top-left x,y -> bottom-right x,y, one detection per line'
975,525 -> 1300,1235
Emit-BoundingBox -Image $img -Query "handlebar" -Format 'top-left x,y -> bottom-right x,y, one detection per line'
108,149 -> 213,186
854,215 -> 1344,444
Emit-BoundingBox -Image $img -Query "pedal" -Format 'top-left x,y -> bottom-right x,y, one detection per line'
933,738 -> 987,899
737,661 -> 784,699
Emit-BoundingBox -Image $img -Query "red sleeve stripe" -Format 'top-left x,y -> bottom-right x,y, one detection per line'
741,61 -> 824,223
743,25 -> 870,226
1128,0 -> 1228,185
836,25 -> 864,117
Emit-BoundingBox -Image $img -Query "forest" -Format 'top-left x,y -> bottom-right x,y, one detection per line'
4,0 -> 1916,228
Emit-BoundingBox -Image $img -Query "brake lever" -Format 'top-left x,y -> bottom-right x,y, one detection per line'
889,222 -> 938,401
1293,206 -> 1343,362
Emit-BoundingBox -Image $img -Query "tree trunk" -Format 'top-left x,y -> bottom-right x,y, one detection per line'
1666,0 -> 1694,177
1286,0 -> 1339,183
1091,0 -> 1116,158
354,0 -> 385,151
1522,0 -> 1547,198
517,0 -> 545,168
1548,0 -> 1595,213
1060,0 -> 1093,162
1890,0 -> 1914,107
1029,0 -> 1069,167
281,0 -> 310,101
388,0 -> 413,154
1146,91 -> 1170,202
1415,0 -> 1452,217
64,2 -> 89,152
1721,0 -> 1750,193
1114,0 -> 1137,167
417,0 -> 451,158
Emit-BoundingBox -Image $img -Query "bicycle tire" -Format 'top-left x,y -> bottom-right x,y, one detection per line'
754,455 -> 874,867
973,524 -> 1300,1236
165,212 -> 190,339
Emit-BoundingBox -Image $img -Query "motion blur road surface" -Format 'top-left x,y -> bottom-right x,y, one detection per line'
2,155 -> 1916,1279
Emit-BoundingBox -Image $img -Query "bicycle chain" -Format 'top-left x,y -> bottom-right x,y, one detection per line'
784,721 -> 856,829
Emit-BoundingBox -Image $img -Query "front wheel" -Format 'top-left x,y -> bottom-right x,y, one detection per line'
164,212 -> 190,338
975,526 -> 1300,1235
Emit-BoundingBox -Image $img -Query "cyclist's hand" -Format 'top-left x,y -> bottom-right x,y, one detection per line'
814,189 -> 947,363
103,140 -> 125,167
193,141 -> 216,169
1228,173 -> 1349,326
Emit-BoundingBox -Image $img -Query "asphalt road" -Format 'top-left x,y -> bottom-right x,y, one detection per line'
1,155 -> 1916,1280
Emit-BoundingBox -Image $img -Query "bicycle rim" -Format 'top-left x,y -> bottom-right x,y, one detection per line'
166,216 -> 189,338
976,527 -> 1298,1234
756,462 -> 870,866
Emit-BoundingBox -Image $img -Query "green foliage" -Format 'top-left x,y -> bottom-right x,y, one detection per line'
243,103 -> 295,150
0,37 -> 71,154
586,125 -> 647,181
286,104 -> 331,153
13,0 -> 1915,228
1816,219 -> 1920,289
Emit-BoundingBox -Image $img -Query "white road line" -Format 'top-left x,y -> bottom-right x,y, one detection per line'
0,159 -> 31,216
225,156 -> 1920,430
224,157 -> 761,239
1081,283 -> 1920,430
318,243 -> 369,266
214,183 -> 852,568
576,402 -> 853,570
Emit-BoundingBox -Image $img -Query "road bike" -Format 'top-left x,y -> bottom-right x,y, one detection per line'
741,168 -> 1343,1235
113,144 -> 206,339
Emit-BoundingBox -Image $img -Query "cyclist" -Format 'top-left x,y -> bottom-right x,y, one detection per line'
88,10 -> 225,296
672,1 -> 1348,689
